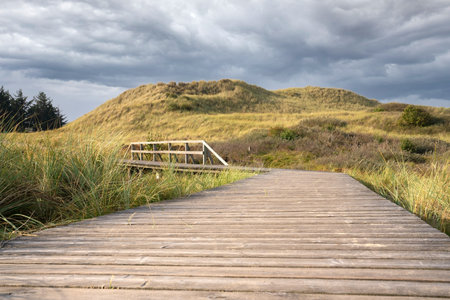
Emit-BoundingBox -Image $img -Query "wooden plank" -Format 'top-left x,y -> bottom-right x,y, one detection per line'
7,237 -> 450,247
1,255 -> 449,269
1,287 -> 445,300
31,231 -> 447,239
5,241 -> 450,251
3,248 -> 450,260
1,264 -> 449,282
1,274 -> 449,297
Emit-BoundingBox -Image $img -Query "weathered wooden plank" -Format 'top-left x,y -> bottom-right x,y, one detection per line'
5,241 -> 449,251
36,225 -> 439,234
88,217 -> 422,224
2,248 -> 450,260
1,264 -> 449,282
30,231 -> 447,239
1,274 -> 450,297
1,287 -> 444,300
1,255 -> 449,269
7,238 -> 450,249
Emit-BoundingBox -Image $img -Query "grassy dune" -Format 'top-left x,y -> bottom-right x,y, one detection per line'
64,80 -> 381,141
1,79 -> 449,236
65,80 -> 448,144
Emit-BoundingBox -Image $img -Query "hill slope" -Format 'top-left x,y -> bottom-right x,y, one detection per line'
65,79 -> 381,140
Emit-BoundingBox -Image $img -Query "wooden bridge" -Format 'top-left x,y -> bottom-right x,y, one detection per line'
1,169 -> 449,298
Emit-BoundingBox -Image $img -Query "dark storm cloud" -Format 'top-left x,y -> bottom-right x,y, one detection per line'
0,0 -> 449,120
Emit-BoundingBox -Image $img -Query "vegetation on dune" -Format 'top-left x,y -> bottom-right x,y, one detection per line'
1,79 -> 449,236
64,80 -> 379,138
63,80 -> 448,144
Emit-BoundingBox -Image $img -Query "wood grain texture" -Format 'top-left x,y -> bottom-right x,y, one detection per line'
1,169 -> 449,299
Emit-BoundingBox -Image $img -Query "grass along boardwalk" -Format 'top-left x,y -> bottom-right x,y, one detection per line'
0,169 -> 449,299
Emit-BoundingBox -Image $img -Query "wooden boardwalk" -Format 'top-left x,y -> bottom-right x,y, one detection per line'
1,170 -> 449,299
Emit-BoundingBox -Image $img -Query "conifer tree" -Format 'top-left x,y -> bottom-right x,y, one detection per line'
10,90 -> 31,130
0,86 -> 12,116
29,92 -> 66,130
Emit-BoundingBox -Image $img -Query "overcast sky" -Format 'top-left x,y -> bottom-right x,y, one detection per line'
1,0 -> 450,121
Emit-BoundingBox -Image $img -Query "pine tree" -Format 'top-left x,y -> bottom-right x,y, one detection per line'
10,90 -> 31,130
29,92 -> 66,130
0,86 -> 12,116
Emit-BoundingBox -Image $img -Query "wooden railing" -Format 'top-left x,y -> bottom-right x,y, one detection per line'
129,140 -> 228,166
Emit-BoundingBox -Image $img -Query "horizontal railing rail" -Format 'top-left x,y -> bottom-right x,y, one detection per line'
129,140 -> 228,166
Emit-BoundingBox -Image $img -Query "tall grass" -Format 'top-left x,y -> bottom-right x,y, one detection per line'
349,159 -> 449,233
0,132 -> 252,240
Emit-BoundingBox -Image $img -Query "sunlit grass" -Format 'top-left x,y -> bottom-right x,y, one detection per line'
349,158 -> 449,233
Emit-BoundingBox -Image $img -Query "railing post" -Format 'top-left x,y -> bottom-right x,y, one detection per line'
139,144 -> 143,160
152,144 -> 156,161
202,142 -> 206,165
168,143 -> 172,163
131,144 -> 134,160
185,143 -> 189,164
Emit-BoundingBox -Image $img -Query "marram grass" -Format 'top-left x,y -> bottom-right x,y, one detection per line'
349,159 -> 449,233
0,132 -> 253,240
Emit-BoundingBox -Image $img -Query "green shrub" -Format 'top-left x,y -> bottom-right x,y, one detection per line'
400,138 -> 439,155
400,139 -> 417,153
279,129 -> 296,141
399,105 -> 434,127
268,127 -> 297,141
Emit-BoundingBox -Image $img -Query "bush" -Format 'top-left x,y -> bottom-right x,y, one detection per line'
280,129 -> 297,141
400,138 -> 444,155
400,139 -> 417,153
399,105 -> 434,127
268,126 -> 297,141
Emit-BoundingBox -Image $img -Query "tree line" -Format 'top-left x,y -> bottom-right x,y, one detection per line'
0,86 -> 66,131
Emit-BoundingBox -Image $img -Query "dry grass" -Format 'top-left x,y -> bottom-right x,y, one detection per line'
349,159 -> 449,232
